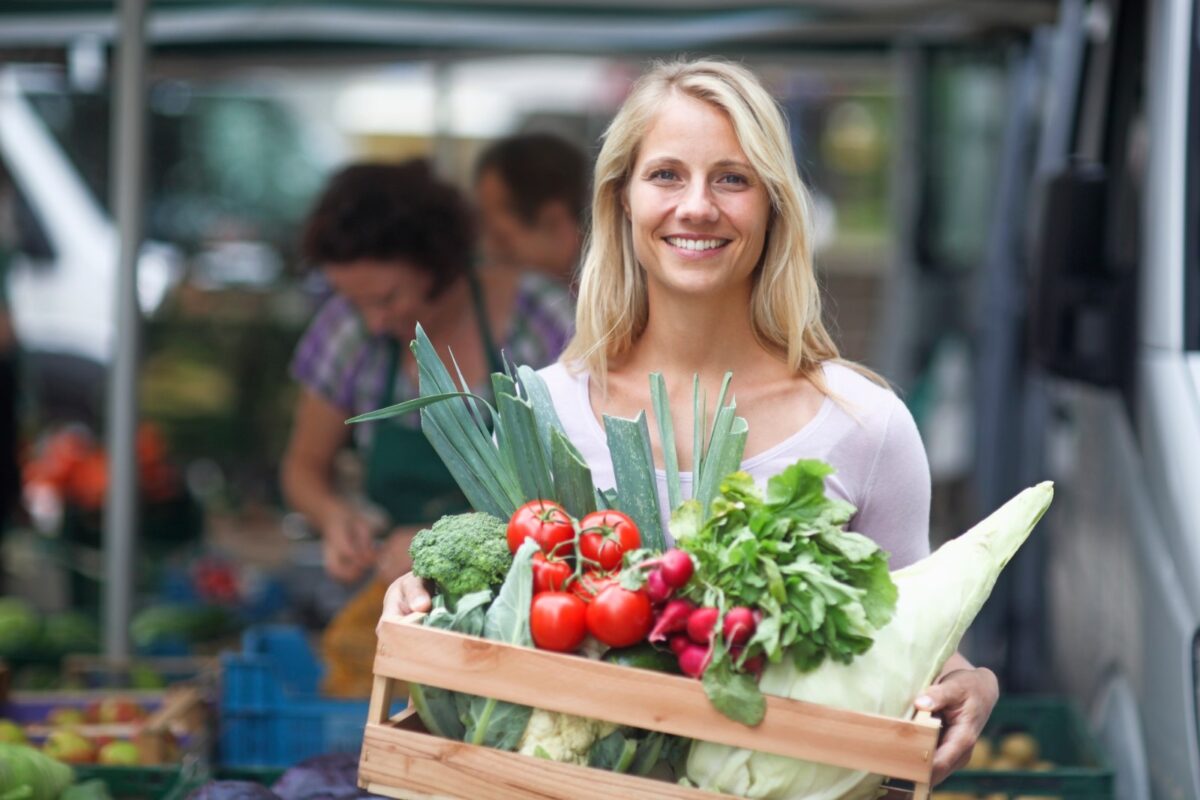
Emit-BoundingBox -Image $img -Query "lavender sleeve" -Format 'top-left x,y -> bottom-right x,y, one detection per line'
850,397 -> 932,569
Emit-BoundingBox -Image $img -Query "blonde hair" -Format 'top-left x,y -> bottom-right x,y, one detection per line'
562,58 -> 879,393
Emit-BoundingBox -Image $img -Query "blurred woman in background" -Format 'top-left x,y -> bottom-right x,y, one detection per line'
282,160 -> 573,587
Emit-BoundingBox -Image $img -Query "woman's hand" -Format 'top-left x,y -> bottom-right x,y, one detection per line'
378,572 -> 433,632
915,665 -> 999,785
322,509 -> 379,584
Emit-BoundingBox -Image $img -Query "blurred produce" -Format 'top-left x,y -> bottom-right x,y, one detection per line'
21,424 -> 181,520
937,697 -> 1112,799
318,583 -> 386,699
130,605 -> 238,655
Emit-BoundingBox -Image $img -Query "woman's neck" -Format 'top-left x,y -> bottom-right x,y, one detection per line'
621,281 -> 772,384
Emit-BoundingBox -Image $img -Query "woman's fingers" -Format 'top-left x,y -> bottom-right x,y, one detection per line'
378,572 -> 432,631
915,668 -> 998,785
401,573 -> 433,613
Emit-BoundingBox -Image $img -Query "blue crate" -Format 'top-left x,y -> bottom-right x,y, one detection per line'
219,625 -> 400,766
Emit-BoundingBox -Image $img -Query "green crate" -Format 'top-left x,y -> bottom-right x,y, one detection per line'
71,765 -> 184,800
937,695 -> 1114,799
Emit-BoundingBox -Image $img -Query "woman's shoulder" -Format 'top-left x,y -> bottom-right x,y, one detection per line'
817,360 -> 919,448
821,361 -> 904,416
294,294 -> 368,363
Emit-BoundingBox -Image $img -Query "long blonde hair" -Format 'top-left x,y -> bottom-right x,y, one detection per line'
562,58 -> 872,393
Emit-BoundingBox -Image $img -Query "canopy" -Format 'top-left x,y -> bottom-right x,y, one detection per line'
2,2 -> 1057,55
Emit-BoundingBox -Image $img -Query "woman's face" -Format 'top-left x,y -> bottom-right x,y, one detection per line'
625,92 -> 771,300
324,259 -> 436,340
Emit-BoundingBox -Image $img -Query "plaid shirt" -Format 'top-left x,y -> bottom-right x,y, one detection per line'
291,271 -> 575,448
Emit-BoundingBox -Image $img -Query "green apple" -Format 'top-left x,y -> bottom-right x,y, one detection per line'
42,729 -> 96,764
46,707 -> 86,727
97,740 -> 141,766
0,719 -> 26,744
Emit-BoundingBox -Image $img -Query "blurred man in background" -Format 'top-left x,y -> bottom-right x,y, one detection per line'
473,133 -> 588,287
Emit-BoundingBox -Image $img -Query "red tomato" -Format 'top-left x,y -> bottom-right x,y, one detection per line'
585,585 -> 653,648
577,510 -> 640,571
507,500 -> 575,556
530,592 -> 587,652
532,552 -> 573,593
569,570 -> 617,603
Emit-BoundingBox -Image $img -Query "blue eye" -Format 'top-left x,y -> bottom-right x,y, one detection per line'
719,173 -> 748,185
648,169 -> 678,181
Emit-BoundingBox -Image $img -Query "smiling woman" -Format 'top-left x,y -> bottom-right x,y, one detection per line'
382,59 -> 999,788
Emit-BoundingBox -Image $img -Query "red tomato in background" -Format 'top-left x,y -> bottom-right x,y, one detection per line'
585,585 -> 653,647
530,592 -> 587,652
569,569 -> 617,603
532,552 -> 573,593
507,500 -> 575,556
577,510 -> 640,571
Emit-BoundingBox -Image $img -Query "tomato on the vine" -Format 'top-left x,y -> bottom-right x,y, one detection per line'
507,499 -> 575,556
585,584 -> 653,648
577,510 -> 640,571
532,552 -> 573,593
530,592 -> 587,652
569,569 -> 617,603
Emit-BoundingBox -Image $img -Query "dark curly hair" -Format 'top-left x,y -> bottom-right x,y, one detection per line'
301,160 -> 474,297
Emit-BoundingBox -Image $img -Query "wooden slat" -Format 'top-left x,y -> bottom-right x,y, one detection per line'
359,721 -> 738,800
367,674 -> 397,726
374,620 -> 940,782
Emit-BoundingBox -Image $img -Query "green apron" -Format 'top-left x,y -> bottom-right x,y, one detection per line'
363,273 -> 503,526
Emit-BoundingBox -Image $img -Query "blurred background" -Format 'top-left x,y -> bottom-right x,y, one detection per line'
0,1 -> 1192,798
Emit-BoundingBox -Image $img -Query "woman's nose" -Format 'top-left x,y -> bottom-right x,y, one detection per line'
676,181 -> 719,224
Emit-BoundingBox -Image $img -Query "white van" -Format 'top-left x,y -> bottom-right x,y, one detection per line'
0,66 -> 180,362
980,0 -> 1199,797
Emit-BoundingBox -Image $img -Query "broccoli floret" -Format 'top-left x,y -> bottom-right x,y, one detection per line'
410,512 -> 512,598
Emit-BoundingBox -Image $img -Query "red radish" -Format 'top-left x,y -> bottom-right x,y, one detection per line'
723,606 -> 756,646
658,549 -> 694,588
686,606 -> 720,645
740,653 -> 765,676
645,569 -> 672,604
668,634 -> 691,656
677,643 -> 712,678
649,599 -> 695,643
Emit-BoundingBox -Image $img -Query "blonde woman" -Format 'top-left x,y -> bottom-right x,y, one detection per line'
382,59 -> 996,785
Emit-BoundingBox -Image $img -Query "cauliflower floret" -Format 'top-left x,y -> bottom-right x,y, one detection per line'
516,709 -> 619,765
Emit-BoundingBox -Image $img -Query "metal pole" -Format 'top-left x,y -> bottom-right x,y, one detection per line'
104,0 -> 148,659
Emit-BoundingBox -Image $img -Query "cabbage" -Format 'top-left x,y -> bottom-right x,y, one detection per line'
686,482 -> 1054,799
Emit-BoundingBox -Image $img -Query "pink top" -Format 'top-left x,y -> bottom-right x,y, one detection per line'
536,361 -> 932,569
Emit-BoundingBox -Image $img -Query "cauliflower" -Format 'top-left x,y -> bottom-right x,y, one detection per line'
410,512 -> 511,599
516,710 -> 619,765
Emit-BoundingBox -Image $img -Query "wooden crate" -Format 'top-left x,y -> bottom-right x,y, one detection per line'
358,615 -> 942,800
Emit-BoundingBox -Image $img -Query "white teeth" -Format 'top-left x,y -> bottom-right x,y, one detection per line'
666,237 -> 727,251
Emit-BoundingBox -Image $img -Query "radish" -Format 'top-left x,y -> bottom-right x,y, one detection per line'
668,633 -> 691,656
645,568 -> 672,604
649,599 -> 695,643
678,643 -> 712,678
686,606 -> 720,645
658,549 -> 695,588
723,606 -> 756,646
